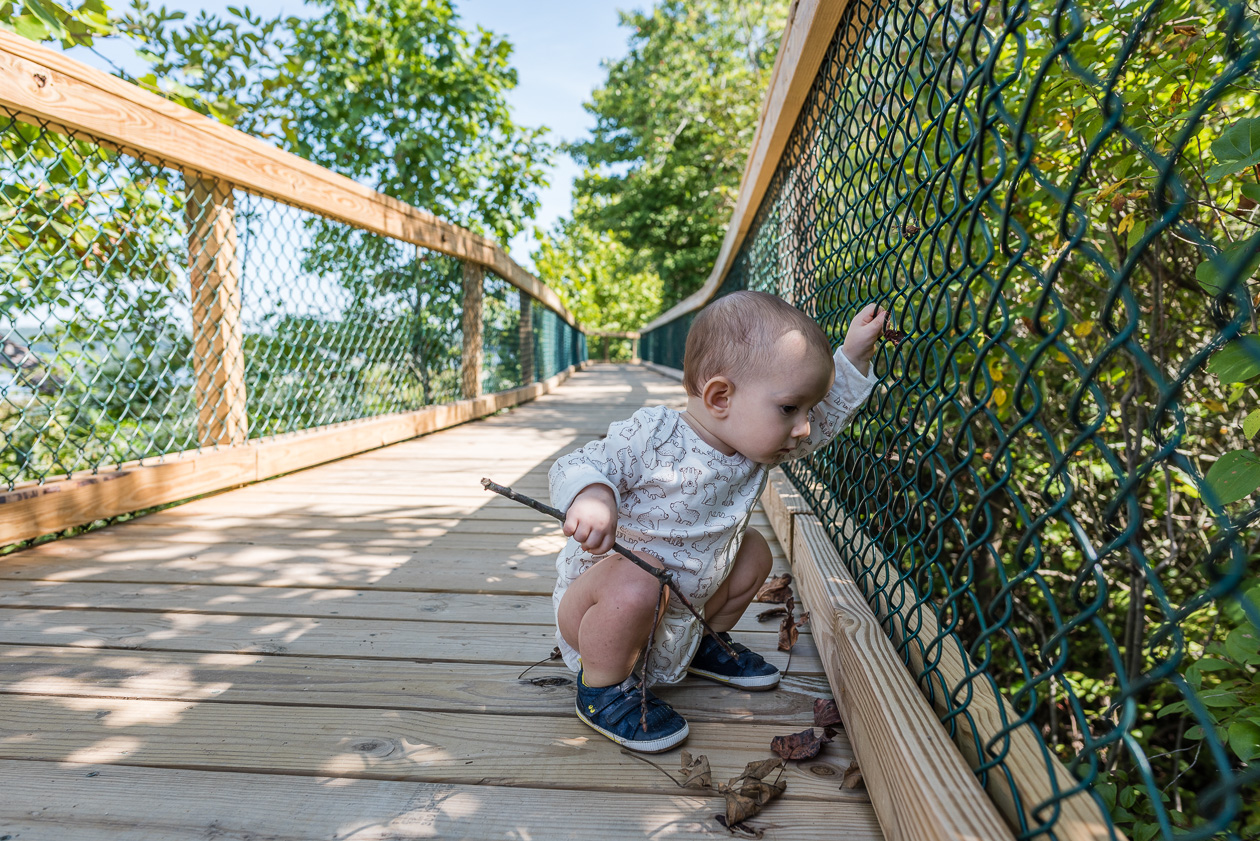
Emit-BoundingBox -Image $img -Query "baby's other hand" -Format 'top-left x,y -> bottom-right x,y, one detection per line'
841,303 -> 887,376
564,483 -> 618,555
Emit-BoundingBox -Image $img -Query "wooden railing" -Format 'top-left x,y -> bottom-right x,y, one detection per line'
0,30 -> 585,546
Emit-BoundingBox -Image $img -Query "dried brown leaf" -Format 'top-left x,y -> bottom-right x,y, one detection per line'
777,611 -> 808,652
753,573 -> 793,604
842,761 -> 864,790
679,750 -> 712,789
714,815 -> 765,838
813,698 -> 842,729
755,606 -> 787,623
770,727 -> 832,761
717,759 -> 787,826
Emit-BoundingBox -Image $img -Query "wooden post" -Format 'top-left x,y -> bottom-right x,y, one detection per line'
186,175 -> 246,448
460,262 -> 484,399
519,295 -> 534,385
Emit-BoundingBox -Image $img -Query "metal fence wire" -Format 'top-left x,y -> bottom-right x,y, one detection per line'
644,1 -> 1260,839
0,107 -> 585,491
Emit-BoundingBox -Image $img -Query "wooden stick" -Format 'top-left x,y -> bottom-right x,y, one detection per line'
479,478 -> 737,658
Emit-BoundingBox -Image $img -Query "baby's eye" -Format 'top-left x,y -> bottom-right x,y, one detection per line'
780,405 -> 797,415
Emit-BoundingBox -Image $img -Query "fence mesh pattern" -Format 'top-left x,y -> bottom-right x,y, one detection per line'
1,108 -> 584,491
644,1 -> 1260,839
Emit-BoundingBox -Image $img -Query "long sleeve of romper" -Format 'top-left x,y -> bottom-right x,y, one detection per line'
548,406 -> 669,516
781,348 -> 878,461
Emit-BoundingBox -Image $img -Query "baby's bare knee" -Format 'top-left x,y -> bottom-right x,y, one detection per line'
737,528 -> 773,573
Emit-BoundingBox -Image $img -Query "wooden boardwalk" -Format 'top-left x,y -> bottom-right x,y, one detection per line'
0,364 -> 883,840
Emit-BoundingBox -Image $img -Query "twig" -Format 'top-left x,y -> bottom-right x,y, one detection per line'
481,478 -> 737,658
641,582 -> 665,733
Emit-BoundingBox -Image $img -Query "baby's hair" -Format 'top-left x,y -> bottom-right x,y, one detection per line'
682,290 -> 832,396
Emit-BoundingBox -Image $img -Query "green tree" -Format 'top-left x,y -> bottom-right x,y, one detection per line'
532,202 -> 663,333
568,0 -> 789,308
121,0 -> 551,243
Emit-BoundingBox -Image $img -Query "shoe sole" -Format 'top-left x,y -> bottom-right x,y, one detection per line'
576,706 -> 689,753
686,666 -> 781,690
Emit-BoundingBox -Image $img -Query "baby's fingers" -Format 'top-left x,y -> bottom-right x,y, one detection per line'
855,303 -> 882,324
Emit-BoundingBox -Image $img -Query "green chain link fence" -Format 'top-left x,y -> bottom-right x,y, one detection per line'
644,1 -> 1259,838
1,106 -> 585,492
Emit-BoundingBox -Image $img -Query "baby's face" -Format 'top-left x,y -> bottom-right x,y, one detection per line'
723,330 -> 834,464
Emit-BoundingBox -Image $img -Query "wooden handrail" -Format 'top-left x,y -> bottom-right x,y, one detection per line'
0,30 -> 577,327
639,0 -> 855,333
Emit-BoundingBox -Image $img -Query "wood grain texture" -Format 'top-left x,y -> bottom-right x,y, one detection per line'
0,31 -> 575,325
0,645 -> 833,724
640,0 -> 855,332
0,760 -> 884,841
0,364 -> 880,838
0,364 -> 581,545
827,510 -> 1119,840
792,514 -> 1013,841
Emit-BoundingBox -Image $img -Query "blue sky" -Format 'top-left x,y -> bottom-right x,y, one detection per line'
72,0 -> 636,266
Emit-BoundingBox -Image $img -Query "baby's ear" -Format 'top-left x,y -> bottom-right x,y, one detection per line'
702,376 -> 734,417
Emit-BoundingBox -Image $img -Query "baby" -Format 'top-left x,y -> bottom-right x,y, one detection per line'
549,290 -> 885,752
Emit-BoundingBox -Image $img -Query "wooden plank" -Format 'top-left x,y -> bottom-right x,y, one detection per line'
640,0 -> 856,332
0,695 -> 857,800
0,760 -> 884,841
0,365 -> 580,546
0,31 -> 576,326
761,466 -> 811,565
0,608 -> 822,673
461,262 -> 485,399
0,580 -> 793,635
791,514 -> 1013,841
826,510 -> 1118,840
0,645 -> 832,725
186,175 -> 247,446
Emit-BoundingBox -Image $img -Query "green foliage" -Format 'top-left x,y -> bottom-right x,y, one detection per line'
532,203 -> 663,333
120,0 -> 551,243
0,0 -> 112,47
568,0 -> 789,308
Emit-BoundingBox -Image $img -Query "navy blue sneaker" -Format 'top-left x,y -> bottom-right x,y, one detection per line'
575,670 -> 689,753
686,631 -> 780,690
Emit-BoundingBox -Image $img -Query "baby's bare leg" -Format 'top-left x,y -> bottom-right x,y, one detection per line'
702,527 -> 773,633
557,551 -> 669,687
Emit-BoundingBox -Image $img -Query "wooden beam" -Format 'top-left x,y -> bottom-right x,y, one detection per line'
0,30 -> 576,327
0,365 -> 583,546
461,262 -> 485,399
825,507 -> 1121,841
640,0 -> 856,333
519,295 -> 534,384
789,511 -> 1015,841
185,176 -> 247,446
762,470 -> 1120,841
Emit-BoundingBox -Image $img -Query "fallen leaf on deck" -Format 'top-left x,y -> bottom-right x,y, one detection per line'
770,727 -> 832,760
756,606 -> 788,622
753,573 -> 793,603
679,750 -> 712,788
814,698 -> 842,728
842,761 -> 864,789
718,758 -> 787,826
778,611 -> 808,651
715,815 -> 765,838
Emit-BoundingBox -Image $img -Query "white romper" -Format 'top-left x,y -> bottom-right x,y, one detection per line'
548,349 -> 877,685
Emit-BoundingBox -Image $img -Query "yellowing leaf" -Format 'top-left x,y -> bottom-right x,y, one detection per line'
1117,215 -> 1135,235
1054,350 -> 1070,363
988,360 -> 1004,381
990,388 -> 1008,408
1095,180 -> 1127,203
1074,320 -> 1095,337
